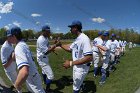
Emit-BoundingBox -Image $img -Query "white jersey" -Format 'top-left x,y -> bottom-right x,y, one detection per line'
37,35 -> 50,65
122,41 -> 127,47
109,40 -> 120,53
119,40 -> 122,47
124,41 -> 127,46
129,42 -> 133,48
92,37 -> 103,53
1,41 -> 16,72
70,33 -> 92,67
15,41 -> 38,75
102,40 -> 111,56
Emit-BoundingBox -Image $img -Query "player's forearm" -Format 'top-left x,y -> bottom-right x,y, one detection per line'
3,53 -> 14,68
72,55 -> 93,65
45,44 -> 56,55
97,45 -> 107,51
61,45 -> 71,53
15,66 -> 29,90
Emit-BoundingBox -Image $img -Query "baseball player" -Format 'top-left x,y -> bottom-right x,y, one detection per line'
60,20 -> 93,93
9,27 -> 45,93
115,36 -> 121,62
37,25 -> 60,92
96,32 -> 111,85
92,31 -> 103,77
121,40 -> 127,55
118,39 -> 123,57
133,43 -> 136,47
108,34 -> 120,71
129,42 -> 133,51
0,30 -> 17,90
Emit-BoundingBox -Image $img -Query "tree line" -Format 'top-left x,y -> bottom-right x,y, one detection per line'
0,28 -> 140,44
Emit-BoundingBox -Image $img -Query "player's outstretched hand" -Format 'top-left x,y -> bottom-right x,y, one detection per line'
63,60 -> 70,69
55,41 -> 62,47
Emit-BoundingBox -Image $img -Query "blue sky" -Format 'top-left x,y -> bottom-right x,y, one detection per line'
0,0 -> 140,33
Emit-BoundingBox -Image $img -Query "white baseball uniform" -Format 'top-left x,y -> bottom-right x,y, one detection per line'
101,40 -> 111,69
129,42 -> 133,49
92,37 -> 103,67
115,40 -> 120,56
119,40 -> 123,55
37,35 -> 54,80
122,41 -> 127,52
15,41 -> 45,93
0,40 -> 17,84
109,40 -> 120,62
69,33 -> 92,91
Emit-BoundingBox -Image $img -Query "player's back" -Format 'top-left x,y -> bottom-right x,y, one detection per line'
15,41 -> 38,76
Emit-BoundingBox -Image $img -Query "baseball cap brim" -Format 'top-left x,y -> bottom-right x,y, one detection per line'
43,29 -> 51,31
68,25 -> 75,28
103,34 -> 108,36
7,34 -> 12,37
6,30 -> 12,37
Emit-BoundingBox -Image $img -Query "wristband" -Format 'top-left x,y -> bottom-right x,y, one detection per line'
70,61 -> 73,67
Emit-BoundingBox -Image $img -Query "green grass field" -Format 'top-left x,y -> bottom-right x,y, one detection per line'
0,46 -> 140,93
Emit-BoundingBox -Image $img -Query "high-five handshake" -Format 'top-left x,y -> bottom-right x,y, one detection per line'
0,20 -> 93,93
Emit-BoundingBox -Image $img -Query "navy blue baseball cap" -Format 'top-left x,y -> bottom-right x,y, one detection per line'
103,31 -> 109,36
68,20 -> 82,29
6,27 -> 21,36
10,27 -> 22,35
42,25 -> 50,31
98,31 -> 103,36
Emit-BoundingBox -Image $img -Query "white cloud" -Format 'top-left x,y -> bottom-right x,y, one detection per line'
13,21 -> 21,27
35,21 -> 40,25
0,2 -> 13,14
131,27 -> 134,29
31,13 -> 42,17
56,27 -> 60,31
0,16 -> 1,19
8,24 -> 12,26
54,27 -> 62,33
25,29 -> 29,30
92,17 -> 105,23
4,25 -> 10,30
45,22 -> 51,25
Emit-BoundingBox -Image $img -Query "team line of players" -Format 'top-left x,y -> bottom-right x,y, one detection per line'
0,20 -> 133,93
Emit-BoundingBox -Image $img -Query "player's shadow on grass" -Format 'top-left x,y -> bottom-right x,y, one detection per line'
81,81 -> 96,93
0,84 -> 16,93
52,76 -> 73,93
0,84 -> 31,93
